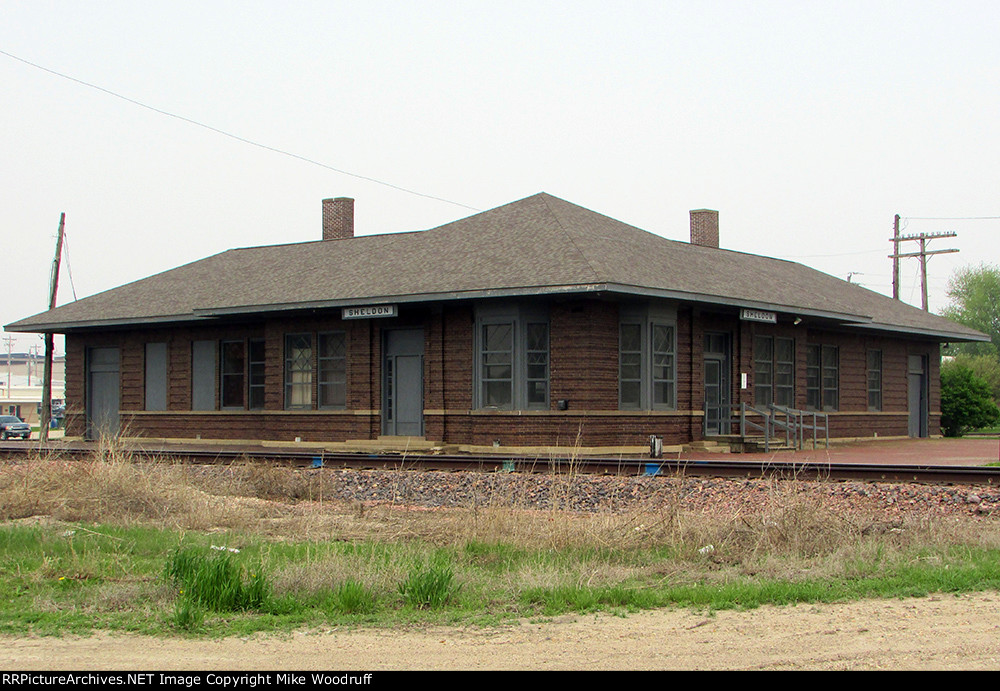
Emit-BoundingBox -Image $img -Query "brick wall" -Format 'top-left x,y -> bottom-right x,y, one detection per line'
64,333 -> 86,437
435,411 -> 694,447
62,298 -> 944,446
549,299 -> 617,410
126,411 -> 378,442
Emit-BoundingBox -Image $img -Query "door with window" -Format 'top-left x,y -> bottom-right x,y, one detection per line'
704,332 -> 731,435
383,329 -> 424,437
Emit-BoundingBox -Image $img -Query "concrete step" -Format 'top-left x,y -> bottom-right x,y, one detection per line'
684,440 -> 731,453
705,434 -> 799,453
734,439 -> 797,453
346,436 -> 441,452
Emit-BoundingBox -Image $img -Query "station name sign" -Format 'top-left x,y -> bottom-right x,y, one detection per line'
739,308 -> 777,323
342,304 -> 398,319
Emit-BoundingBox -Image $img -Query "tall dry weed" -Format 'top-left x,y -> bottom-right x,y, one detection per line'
202,459 -> 318,501
0,440 -> 273,530
4,441 -> 996,586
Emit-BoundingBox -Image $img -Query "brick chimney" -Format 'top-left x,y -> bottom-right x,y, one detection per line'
322,197 -> 355,240
689,209 -> 719,248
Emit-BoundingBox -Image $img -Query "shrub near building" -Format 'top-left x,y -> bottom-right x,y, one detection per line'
940,361 -> 1000,437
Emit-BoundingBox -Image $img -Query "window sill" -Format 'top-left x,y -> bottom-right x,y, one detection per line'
429,409 -> 702,417
128,409 -> 379,416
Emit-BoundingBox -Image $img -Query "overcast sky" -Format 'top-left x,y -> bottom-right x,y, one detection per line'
2,0 -> 998,356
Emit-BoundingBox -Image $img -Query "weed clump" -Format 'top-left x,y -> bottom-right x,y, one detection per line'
166,547 -> 270,613
328,580 -> 376,615
398,561 -> 460,609
173,596 -> 205,632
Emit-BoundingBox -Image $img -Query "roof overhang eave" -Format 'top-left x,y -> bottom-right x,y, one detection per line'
191,282 -> 871,324
6,286 -> 613,330
10,280 -> 887,330
600,283 -> 874,324
4,313 -> 211,333
190,284 -> 612,317
844,321 -> 992,342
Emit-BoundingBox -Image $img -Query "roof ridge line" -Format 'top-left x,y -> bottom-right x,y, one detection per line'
538,194 -> 603,283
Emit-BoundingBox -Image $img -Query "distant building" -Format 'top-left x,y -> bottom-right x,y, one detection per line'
6,194 -> 988,448
0,352 -> 65,423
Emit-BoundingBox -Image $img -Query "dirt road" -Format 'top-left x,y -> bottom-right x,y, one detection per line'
4,593 -> 1000,670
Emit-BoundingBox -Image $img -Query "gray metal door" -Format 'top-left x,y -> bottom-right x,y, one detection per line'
704,332 -> 730,435
383,329 -> 424,437
908,355 -> 928,438
392,355 -> 424,436
87,347 -> 120,440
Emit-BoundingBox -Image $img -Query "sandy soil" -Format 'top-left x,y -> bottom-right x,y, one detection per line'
4,593 -> 1000,671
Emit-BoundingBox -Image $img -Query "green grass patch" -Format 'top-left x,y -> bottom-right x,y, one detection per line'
166,548 -> 271,613
3,522 -> 1000,637
328,580 -> 377,615
5,451 -> 1000,636
398,560 -> 460,609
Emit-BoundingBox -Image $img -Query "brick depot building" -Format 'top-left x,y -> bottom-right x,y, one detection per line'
6,194 -> 988,449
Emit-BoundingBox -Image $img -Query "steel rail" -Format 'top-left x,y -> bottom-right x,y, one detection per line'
1,442 -> 999,486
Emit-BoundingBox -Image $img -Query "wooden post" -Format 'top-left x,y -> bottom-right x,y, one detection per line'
40,213 -> 65,444
892,214 -> 901,300
919,235 -> 929,311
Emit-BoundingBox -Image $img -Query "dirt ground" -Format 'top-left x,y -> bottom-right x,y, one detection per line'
4,593 -> 1000,670
3,437 -> 999,671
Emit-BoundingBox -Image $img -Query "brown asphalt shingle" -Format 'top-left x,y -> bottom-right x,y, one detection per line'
5,193 -> 988,341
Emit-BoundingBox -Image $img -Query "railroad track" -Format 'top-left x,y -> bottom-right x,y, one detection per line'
2,441 -> 999,486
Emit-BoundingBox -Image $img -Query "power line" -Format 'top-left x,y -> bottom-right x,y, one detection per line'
903,216 -> 1000,220
61,230 -> 79,302
1,48 -> 481,213
782,248 -> 885,258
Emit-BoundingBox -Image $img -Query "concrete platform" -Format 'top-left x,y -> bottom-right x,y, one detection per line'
2,434 -> 998,467
680,436 -> 1000,467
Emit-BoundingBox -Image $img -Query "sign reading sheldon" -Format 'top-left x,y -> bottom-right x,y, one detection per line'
739,308 -> 777,323
342,304 -> 399,319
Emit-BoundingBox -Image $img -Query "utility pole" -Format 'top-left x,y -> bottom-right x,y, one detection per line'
888,225 -> 959,311
892,215 -> 901,300
27,344 -> 42,387
2,335 -> 13,403
41,213 -> 65,443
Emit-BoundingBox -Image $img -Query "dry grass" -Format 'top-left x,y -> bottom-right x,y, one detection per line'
7,444 -> 1000,630
272,550 -> 410,598
2,449 -> 235,531
2,441 -> 998,595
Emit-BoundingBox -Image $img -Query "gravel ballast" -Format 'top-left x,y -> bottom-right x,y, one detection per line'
256,466 -> 1000,521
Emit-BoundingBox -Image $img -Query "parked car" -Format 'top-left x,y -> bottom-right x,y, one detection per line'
0,415 -> 31,440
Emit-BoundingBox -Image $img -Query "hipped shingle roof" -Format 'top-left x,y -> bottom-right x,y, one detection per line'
6,193 -> 987,342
